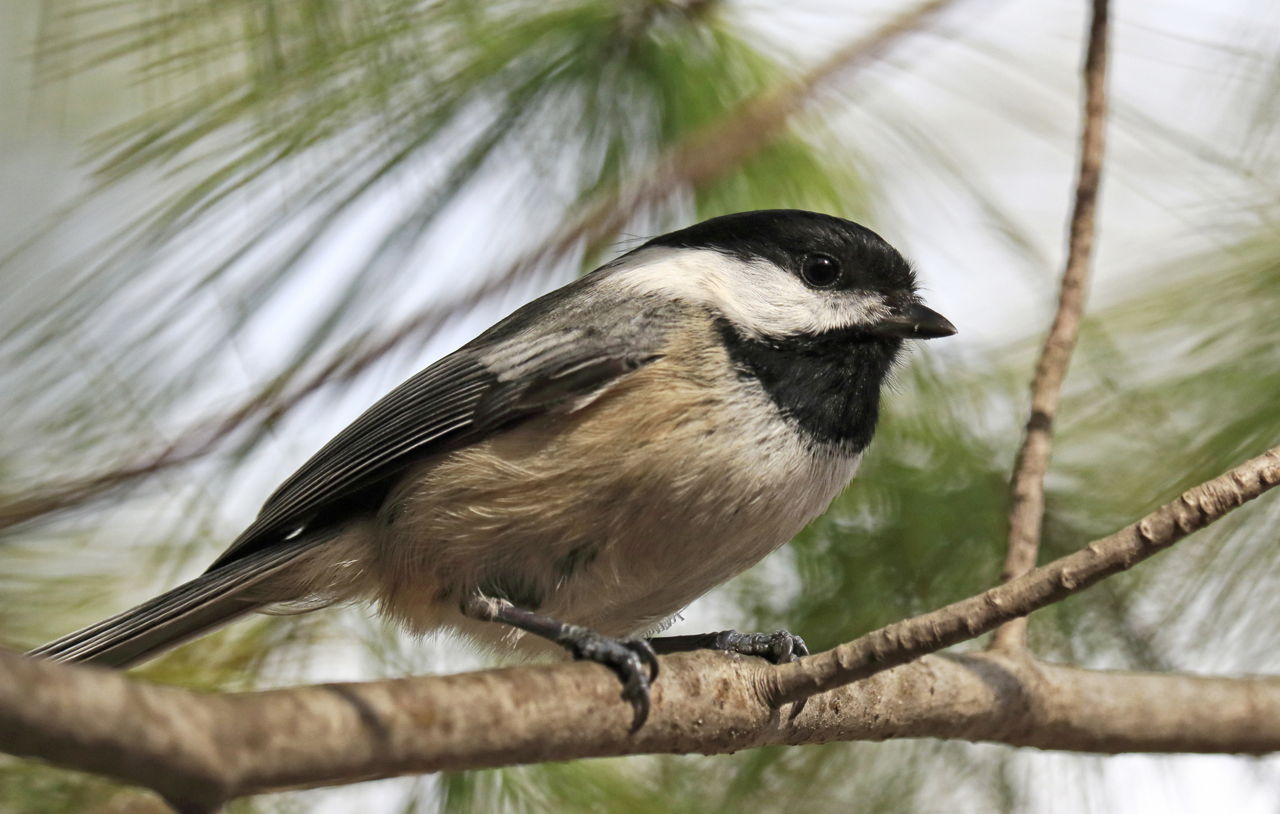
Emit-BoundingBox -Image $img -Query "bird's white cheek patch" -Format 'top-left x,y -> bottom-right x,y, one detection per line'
607,247 -> 889,337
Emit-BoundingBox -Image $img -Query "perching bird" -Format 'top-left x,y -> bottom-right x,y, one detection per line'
31,209 -> 955,728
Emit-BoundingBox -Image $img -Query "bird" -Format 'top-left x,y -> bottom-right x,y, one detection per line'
30,209 -> 955,729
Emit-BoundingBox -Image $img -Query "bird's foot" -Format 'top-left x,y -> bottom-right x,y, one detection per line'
557,625 -> 659,732
707,629 -> 809,664
645,628 -> 811,717
705,629 -> 809,719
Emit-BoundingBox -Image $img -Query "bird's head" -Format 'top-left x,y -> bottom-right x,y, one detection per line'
607,209 -> 955,449
615,209 -> 954,346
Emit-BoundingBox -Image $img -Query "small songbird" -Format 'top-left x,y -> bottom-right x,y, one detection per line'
31,209 -> 955,728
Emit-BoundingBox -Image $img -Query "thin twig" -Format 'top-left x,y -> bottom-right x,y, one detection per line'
767,445 -> 1280,704
0,0 -> 965,533
992,0 -> 1111,650
3,446 -> 1279,808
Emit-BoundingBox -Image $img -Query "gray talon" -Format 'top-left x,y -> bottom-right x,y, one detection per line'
558,626 -> 656,731
709,629 -> 809,720
713,629 -> 809,665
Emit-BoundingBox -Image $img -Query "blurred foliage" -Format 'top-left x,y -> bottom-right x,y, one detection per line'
3,0 -> 861,460
3,0 -> 1280,812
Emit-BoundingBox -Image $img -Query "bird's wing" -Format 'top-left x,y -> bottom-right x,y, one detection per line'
208,287 -> 675,571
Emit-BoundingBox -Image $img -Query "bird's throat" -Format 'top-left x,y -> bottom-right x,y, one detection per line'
715,319 -> 900,451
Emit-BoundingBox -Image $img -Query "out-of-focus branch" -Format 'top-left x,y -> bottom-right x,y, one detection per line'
0,0 -> 965,533
993,0 -> 1111,650
3,446 -> 1278,812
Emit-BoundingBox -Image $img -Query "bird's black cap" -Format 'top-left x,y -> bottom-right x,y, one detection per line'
644,209 -> 918,294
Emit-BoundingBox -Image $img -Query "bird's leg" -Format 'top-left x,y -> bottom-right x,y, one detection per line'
461,595 -> 659,731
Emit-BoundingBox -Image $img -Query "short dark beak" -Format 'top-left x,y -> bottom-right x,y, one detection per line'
869,301 -> 957,340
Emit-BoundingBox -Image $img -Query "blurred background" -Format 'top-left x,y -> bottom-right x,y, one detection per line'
2,0 -> 1280,811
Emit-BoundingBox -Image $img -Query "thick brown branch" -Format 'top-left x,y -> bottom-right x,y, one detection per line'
995,0 -> 1112,649
0,0 -> 964,533
4,647 -> 1280,809
3,446 -> 1278,810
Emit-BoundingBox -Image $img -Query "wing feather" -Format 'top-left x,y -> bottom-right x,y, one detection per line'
207,299 -> 674,571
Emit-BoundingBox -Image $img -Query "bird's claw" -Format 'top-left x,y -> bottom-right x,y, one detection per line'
711,629 -> 809,664
559,626 -> 660,732
711,629 -> 810,719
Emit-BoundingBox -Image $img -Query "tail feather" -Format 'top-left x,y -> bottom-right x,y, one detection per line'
28,538 -> 317,668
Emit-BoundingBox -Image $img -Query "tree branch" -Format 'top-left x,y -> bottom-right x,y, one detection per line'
0,0 -> 966,533
993,0 -> 1112,651
768,445 -> 1280,705
5,648 -> 1280,812
4,446 -> 1278,811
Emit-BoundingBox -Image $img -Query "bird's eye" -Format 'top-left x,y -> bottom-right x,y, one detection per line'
799,254 -> 842,288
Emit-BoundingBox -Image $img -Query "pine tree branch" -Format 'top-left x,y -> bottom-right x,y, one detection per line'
3,446 -> 1277,812
993,0 -> 1112,651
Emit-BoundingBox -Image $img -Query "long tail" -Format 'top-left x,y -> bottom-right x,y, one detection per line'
27,538 -> 318,668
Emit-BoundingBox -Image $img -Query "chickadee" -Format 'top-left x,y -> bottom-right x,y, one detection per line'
31,209 -> 954,728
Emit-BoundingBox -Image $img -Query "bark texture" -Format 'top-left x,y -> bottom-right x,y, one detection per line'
5,648 -> 1280,811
